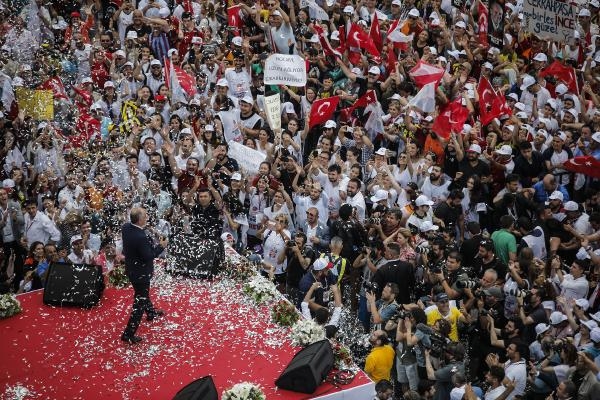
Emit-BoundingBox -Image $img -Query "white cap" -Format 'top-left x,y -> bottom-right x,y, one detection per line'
221,232 -> 234,241
437,56 -> 447,63
575,298 -> 590,311
533,52 -> 548,62
126,31 -> 138,39
514,102 -> 526,111
482,62 -> 494,70
357,20 -> 368,27
455,20 -> 467,29
104,80 -> 115,88
123,61 -> 134,68
555,83 -> 568,95
592,311 -> 600,323
546,98 -> 558,110
408,8 -> 420,17
375,147 -> 387,156
324,120 -> 337,129
70,234 -> 83,245
591,328 -> 600,343
507,93 -> 519,101
204,124 -> 214,131
351,67 -> 363,77
114,50 -> 126,58
343,5 -> 354,13
579,8 -> 592,17
270,10 -> 282,16
548,191 -> 564,201
536,129 -> 548,138
520,75 -> 536,90
370,189 -> 389,203
495,144 -> 513,156
549,311 -> 567,325
535,323 -> 550,336
330,30 -> 340,40
515,111 -> 528,119
191,36 -> 202,44
150,59 -> 162,66
582,319 -> 598,330
216,78 -> 229,87
368,66 -> 380,75
91,102 -> 103,111
310,35 -> 320,43
392,0 -> 402,5
21,64 -> 32,72
188,98 -> 201,106
564,201 -> 579,211
429,46 -> 438,55
591,0 -> 600,7
2,179 -> 15,189
313,258 -> 331,271
415,195 -> 434,207
467,144 -> 482,154
240,94 -> 254,104
420,221 -> 439,232
556,131 -> 567,141
231,172 -> 242,181
180,127 -> 192,135
592,132 -> 600,143
168,48 -> 178,58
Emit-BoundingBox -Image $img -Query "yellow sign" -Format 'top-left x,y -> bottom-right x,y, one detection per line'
15,88 -> 54,120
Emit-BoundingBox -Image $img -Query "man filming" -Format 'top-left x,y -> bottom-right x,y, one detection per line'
366,282 -> 401,331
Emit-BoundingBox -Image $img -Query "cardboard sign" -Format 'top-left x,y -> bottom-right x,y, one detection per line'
264,54 -> 307,87
522,0 -> 576,41
264,94 -> 281,133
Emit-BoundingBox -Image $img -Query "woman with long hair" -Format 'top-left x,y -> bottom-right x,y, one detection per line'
392,151 -> 415,189
246,176 -> 271,245
263,188 -> 294,231
461,174 -> 485,228
255,126 -> 273,156
18,241 -> 46,293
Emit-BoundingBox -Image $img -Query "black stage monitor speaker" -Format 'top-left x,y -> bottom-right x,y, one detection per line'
275,339 -> 334,394
43,262 -> 104,308
166,235 -> 224,279
172,375 -> 218,400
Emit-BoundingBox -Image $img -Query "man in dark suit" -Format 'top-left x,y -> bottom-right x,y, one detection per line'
371,242 -> 414,306
121,207 -> 168,344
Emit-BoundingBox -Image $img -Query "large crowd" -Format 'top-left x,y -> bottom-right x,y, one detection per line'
2,0 -> 600,399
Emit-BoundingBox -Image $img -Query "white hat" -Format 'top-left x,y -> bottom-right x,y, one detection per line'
591,311 -> 600,323
375,147 -> 387,156
283,102 -> 295,114
240,94 -> 254,104
415,195 -> 434,207
429,11 -> 440,20
520,75 -> 536,90
533,53 -> 548,62
114,49 -> 126,58
343,5 -> 354,13
592,132 -> 600,143
546,98 -> 558,110
582,319 -> 598,330
455,20 -> 467,29
437,56 -> 447,63
70,234 -> 83,245
270,9 -> 282,16
310,34 -> 320,43
579,8 -> 592,17
216,78 -> 229,87
565,108 -> 578,118
204,124 -> 214,131
150,59 -> 162,66
555,83 -> 568,95
591,327 -> 600,343
420,221 -> 439,232
104,80 -> 115,89
448,50 -> 461,59
536,129 -> 548,138
126,31 -> 138,39
504,125 -> 515,133
51,16 -> 68,30
428,46 -> 438,56
368,66 -> 380,75
542,301 -> 555,312
507,93 -> 519,101
220,232 -> 234,241
424,115 -> 434,122
91,102 -> 102,111
21,64 -> 32,72
231,172 -> 242,181
495,145 -> 513,156
408,8 -> 420,17
324,120 -> 337,129
123,61 -> 134,68
330,30 -> 340,40
563,201 -> 579,211
514,102 -> 526,111
370,189 -> 389,203
313,258 -> 332,271
2,179 -> 15,189
140,135 -> 153,143
351,67 -> 363,77
504,33 -> 513,45
556,131 -> 567,141
167,48 -> 178,58
232,36 -> 243,47
535,323 -> 550,336
591,0 -> 600,7
515,111 -> 528,119
430,18 -> 441,26
392,0 -> 402,5
549,311 -> 567,325
548,191 -> 564,201
482,62 -> 494,70
467,144 -> 482,154
575,298 -> 590,311
357,20 -> 368,27
188,98 -> 201,107
191,36 -> 202,44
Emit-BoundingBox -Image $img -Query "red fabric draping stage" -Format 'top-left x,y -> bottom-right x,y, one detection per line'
0,272 -> 374,399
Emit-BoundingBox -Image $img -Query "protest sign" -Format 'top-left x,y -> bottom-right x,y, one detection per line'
488,0 -> 505,48
228,141 -> 266,175
264,94 -> 281,133
522,0 -> 576,42
264,54 -> 307,87
15,88 -> 53,120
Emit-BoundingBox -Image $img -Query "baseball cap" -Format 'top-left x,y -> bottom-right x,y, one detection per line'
408,8 -> 420,17
415,195 -> 434,207
591,327 -> 600,343
375,147 -> 387,156
368,66 -> 380,75
495,145 -> 513,156
582,320 -> 598,330
535,323 -> 550,336
455,20 -> 467,29
515,111 -> 528,119
370,189 -> 389,203
204,124 -> 214,131
434,293 -> 449,302
520,75 -> 536,90
482,62 -> 494,70
555,83 -> 568,95
592,132 -> 600,143
216,78 -> 229,87
191,36 -> 202,45
2,179 -> 15,189
90,102 -> 102,111
467,144 -> 482,154
482,286 -> 504,300
313,258 -> 333,271
592,311 -> 600,323
231,172 -> 242,181
514,102 -> 526,111
420,221 -> 439,232
330,30 -> 340,41
232,36 -> 243,47
343,5 -> 354,13
270,10 -> 282,16
126,31 -> 138,39
70,235 -> 83,245
324,120 -> 337,129
81,76 -> 93,84
506,93 -> 519,101
549,311 -> 567,325
533,53 -> 548,62
548,191 -> 564,201
114,50 -> 126,58
391,0 -> 402,5
240,94 -> 254,104
104,81 -> 115,89
150,59 -> 161,66
220,232 -> 234,241
563,201 -> 579,211
575,298 -> 590,311
579,8 -> 592,17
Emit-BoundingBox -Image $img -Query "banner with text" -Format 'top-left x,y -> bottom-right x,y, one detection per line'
264,94 -> 281,133
264,54 -> 307,87
228,142 -> 267,176
522,0 -> 576,42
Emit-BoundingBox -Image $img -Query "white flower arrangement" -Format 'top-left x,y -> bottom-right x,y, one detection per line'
0,293 -> 22,319
222,382 -> 266,400
242,275 -> 279,304
290,318 -> 326,347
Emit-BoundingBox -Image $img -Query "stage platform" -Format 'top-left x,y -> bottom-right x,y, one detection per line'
0,267 -> 374,399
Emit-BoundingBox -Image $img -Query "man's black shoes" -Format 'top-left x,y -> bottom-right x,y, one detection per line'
121,335 -> 143,344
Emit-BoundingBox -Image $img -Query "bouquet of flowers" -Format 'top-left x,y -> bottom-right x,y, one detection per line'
226,260 -> 258,282
107,265 -> 130,288
271,300 -> 300,327
290,318 -> 326,347
243,275 -> 278,304
331,340 -> 354,370
0,293 -> 22,319
222,382 -> 266,400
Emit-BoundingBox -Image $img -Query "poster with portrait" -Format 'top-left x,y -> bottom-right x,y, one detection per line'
488,0 -> 505,48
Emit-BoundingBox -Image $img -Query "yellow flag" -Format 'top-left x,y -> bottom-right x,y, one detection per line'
15,88 -> 54,120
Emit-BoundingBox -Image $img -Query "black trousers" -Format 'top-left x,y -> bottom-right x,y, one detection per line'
122,277 -> 156,338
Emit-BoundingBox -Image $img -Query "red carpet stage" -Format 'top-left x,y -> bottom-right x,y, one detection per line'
0,270 -> 374,399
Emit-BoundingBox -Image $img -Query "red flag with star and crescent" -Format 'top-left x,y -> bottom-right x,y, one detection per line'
313,23 -> 342,58
339,90 -> 377,121
431,98 -> 470,140
477,76 -> 509,125
39,75 -> 70,101
228,5 -> 243,36
309,96 -> 341,128
539,60 -> 578,94
346,23 -> 380,57
370,13 -> 383,52
564,156 -> 600,178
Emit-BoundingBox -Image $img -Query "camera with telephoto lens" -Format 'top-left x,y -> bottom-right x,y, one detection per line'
365,217 -> 381,225
456,279 -> 481,289
363,280 -> 379,293
391,309 -> 409,321
480,308 -> 498,318
416,323 -> 446,358
507,288 -> 530,298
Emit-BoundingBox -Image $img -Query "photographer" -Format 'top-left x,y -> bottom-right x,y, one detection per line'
366,282 -> 401,332
301,281 -> 342,327
472,239 -> 508,284
431,251 -> 470,301
354,240 -> 387,330
395,308 -> 428,392
283,232 -> 315,306
517,286 -> 550,343
424,341 -> 466,400
417,238 -> 446,299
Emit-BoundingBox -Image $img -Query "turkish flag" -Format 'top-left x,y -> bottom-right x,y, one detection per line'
340,90 -> 377,120
39,75 -> 69,101
338,25 -> 346,53
347,23 -> 380,57
477,77 -> 506,125
431,98 -> 470,140
539,60 -> 578,94
370,13 -> 383,52
477,1 -> 489,48
409,60 -> 445,88
564,156 -> 600,178
228,5 -> 243,36
309,96 -> 340,128
313,24 -> 342,58
165,58 -> 196,98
